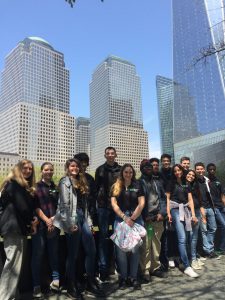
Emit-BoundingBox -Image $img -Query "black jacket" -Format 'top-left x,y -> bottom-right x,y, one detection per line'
95,162 -> 121,208
0,180 -> 35,236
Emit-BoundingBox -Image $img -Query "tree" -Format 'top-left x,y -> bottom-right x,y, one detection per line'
65,0 -> 104,7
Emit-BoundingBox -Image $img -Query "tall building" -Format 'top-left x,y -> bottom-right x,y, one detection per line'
173,0 -> 225,164
90,55 -> 149,171
156,75 -> 174,161
75,117 -> 90,157
0,37 -> 75,169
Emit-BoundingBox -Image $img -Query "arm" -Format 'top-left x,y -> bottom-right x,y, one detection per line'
188,192 -> 198,224
35,208 -> 53,227
166,192 -> 172,223
158,184 -> 167,221
130,196 -> 145,221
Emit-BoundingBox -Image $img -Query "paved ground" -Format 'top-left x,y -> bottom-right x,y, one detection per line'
22,255 -> 225,300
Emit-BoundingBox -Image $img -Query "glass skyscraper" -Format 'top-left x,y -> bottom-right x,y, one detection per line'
90,55 -> 149,171
156,75 -> 174,161
173,0 -> 225,163
0,37 -> 75,165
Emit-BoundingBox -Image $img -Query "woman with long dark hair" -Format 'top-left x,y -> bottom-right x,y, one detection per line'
186,169 -> 205,270
166,164 -> 199,278
111,163 -> 145,289
31,162 -> 60,298
0,159 -> 37,299
56,158 -> 102,299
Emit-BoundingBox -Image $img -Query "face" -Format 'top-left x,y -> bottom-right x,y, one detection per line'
186,171 -> 195,183
161,158 -> 171,169
80,161 -> 88,172
181,160 -> 190,170
142,165 -> 153,176
195,165 -> 205,176
22,163 -> 33,179
105,149 -> 117,164
42,164 -> 54,181
208,166 -> 216,176
151,161 -> 159,174
174,166 -> 183,178
123,166 -> 133,182
68,161 -> 80,177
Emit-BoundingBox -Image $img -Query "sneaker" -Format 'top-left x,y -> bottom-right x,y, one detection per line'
184,267 -> 199,278
99,272 -> 110,283
130,279 -> 141,290
33,286 -> 43,299
168,260 -> 175,268
198,255 -> 207,261
139,274 -> 151,284
67,283 -> 82,300
50,280 -> 60,292
191,260 -> 202,270
118,278 -> 127,290
197,259 -> 205,266
151,268 -> 168,278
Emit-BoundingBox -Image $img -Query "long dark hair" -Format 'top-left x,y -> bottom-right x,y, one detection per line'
65,158 -> 88,194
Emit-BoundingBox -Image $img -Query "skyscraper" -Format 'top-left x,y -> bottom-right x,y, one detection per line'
156,75 -> 174,161
90,55 -> 149,171
75,117 -> 90,157
0,37 -> 75,166
173,0 -> 225,163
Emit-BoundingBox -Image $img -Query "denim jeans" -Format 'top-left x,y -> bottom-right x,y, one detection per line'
200,208 -> 217,254
114,212 -> 143,280
215,207 -> 225,251
171,208 -> 190,269
97,207 -> 112,274
190,208 -> 201,260
31,228 -> 60,287
65,209 -> 96,281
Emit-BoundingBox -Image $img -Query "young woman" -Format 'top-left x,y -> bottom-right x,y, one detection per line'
56,158 -> 102,300
186,169 -> 205,270
31,162 -> 60,298
0,159 -> 37,299
166,164 -> 199,278
111,163 -> 145,289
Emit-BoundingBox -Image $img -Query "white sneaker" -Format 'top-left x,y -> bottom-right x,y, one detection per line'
198,256 -> 207,261
168,260 -> 175,268
197,258 -> 205,266
184,267 -> 199,278
191,260 -> 202,270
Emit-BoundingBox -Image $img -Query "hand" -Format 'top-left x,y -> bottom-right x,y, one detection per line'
45,218 -> 53,227
168,214 -> 172,223
125,217 -> 134,227
191,216 -> 198,224
32,216 -> 39,226
201,215 -> 207,224
70,225 -> 78,232
157,214 -> 163,222
47,225 -> 55,232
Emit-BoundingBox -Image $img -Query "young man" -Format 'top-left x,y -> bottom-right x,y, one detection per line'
160,154 -> 172,190
195,162 -> 218,258
207,163 -> 225,255
180,157 -> 191,173
95,147 -> 121,281
139,160 -> 167,281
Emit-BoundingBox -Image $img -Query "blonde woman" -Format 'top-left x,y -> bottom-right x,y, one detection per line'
56,158 -> 103,300
0,159 -> 37,299
111,163 -> 145,290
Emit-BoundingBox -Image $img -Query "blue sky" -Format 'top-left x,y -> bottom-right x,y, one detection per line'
0,0 -> 172,157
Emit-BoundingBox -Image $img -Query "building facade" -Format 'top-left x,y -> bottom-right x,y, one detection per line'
156,75 -> 174,161
90,55 -> 149,171
75,117 -> 90,158
0,37 -> 75,174
173,0 -> 225,164
0,152 -> 20,178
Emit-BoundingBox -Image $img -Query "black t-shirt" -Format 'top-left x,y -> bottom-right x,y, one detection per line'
160,168 -> 172,191
166,181 -> 190,204
189,181 -> 202,209
209,177 -> 224,208
197,177 -> 212,209
115,180 -> 144,212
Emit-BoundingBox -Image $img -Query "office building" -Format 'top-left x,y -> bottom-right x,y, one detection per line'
75,117 -> 90,157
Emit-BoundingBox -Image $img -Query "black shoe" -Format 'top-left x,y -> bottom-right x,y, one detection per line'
151,268 -> 168,278
86,277 -> 105,298
99,272 -> 109,283
67,283 -> 82,300
130,279 -> 141,290
118,278 -> 127,290
139,274 -> 150,284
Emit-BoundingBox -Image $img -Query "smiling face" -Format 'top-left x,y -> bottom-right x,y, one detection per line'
123,166 -> 134,183
195,165 -> 205,177
174,166 -> 183,179
68,161 -> 80,177
22,163 -> 33,179
181,159 -> 190,170
42,164 -> 54,182
207,165 -> 216,177
186,170 -> 196,183
105,149 -> 117,165
161,157 -> 171,169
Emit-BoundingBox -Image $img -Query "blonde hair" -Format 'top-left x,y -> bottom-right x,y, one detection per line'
111,163 -> 136,197
65,158 -> 88,194
0,159 -> 36,195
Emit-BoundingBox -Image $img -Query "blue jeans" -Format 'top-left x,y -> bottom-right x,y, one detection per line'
215,208 -> 225,251
97,208 -> 112,274
200,208 -> 217,254
31,228 -> 60,287
190,208 -> 201,260
114,213 -> 143,280
65,209 -> 96,281
171,208 -> 190,269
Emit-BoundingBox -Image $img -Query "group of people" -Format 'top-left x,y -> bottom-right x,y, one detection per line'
0,147 -> 224,300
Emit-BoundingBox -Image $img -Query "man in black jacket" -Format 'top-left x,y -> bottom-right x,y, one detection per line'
95,147 -> 121,281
